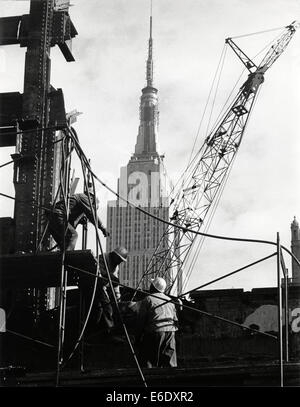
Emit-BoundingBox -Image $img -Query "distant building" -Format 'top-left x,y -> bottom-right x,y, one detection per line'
291,216 -> 300,285
106,17 -> 172,291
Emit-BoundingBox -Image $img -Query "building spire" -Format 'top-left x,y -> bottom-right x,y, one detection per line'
146,4 -> 153,87
133,1 -> 159,158
291,215 -> 300,284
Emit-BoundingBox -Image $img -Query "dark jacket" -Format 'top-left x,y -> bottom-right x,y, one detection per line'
54,193 -> 105,231
98,253 -> 121,301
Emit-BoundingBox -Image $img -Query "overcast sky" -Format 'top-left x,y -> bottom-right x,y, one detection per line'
1,0 -> 300,292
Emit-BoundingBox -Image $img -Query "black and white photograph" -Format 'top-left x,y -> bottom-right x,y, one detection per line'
0,0 -> 299,394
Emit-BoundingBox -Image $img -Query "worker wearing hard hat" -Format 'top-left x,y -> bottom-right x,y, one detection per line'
134,276 -> 179,368
48,190 -> 109,251
98,246 -> 128,303
85,246 -> 128,343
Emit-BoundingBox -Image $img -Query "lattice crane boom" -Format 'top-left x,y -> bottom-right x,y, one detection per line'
143,21 -> 298,294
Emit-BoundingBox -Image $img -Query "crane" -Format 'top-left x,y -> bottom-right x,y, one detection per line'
142,21 -> 299,295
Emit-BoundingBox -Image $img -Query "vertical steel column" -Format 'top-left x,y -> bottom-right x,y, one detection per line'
14,0 -> 55,253
277,232 -> 283,387
12,0 -> 58,319
284,268 -> 289,362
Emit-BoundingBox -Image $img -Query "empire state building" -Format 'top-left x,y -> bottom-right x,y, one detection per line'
106,16 -> 170,291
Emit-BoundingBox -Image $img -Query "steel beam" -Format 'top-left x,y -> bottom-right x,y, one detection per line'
0,11 -> 77,61
14,0 -> 55,254
0,92 -> 22,126
0,16 -> 23,46
0,92 -> 22,147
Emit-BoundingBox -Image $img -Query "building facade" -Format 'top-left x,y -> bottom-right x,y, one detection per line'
291,216 -> 300,285
106,17 -> 171,291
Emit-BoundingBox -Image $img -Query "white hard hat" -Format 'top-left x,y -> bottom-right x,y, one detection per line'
151,277 -> 167,293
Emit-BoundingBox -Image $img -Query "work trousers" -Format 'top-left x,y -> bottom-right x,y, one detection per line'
138,331 -> 177,368
82,282 -> 115,333
94,288 -> 114,331
48,212 -> 78,251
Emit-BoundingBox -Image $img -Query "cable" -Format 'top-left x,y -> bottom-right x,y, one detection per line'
0,192 -> 68,214
0,159 -> 14,169
187,44 -> 227,169
1,141 -> 299,269
66,127 -> 300,303
153,252 -> 278,312
65,263 -> 277,341
205,44 -> 228,139
6,329 -> 55,348
0,124 -> 65,138
68,129 -> 276,246
208,30 -> 284,138
35,133 -> 71,253
62,147 -> 101,366
183,252 -> 277,297
71,126 -> 147,387
64,127 -> 147,388
230,25 -> 286,40
2,124 -> 298,363
170,44 -> 230,202
182,83 -> 263,291
93,170 -> 278,246
104,29 -> 278,294
4,121 -> 293,376
55,133 -> 74,386
67,126 -> 300,276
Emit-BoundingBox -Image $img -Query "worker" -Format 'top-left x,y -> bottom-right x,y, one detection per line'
85,246 -> 129,342
133,277 -> 179,368
48,191 -> 109,251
